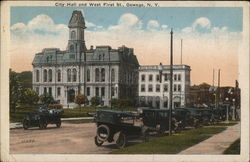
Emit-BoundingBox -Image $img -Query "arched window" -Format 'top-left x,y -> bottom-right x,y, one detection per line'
67,69 -> 71,82
95,68 -> 100,82
36,70 -> 40,82
87,69 -> 90,82
101,68 -> 105,82
70,45 -> 74,52
72,68 -> 77,82
57,70 -> 61,82
43,69 -> 47,82
48,69 -> 52,82
111,69 -> 115,82
71,31 -> 76,39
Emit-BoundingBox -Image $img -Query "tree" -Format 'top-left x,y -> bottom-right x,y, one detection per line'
39,93 -> 55,105
9,69 -> 20,113
90,96 -> 100,106
23,88 -> 39,104
74,94 -> 88,107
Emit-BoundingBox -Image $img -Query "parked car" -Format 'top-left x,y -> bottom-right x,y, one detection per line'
94,110 -> 146,148
23,108 -> 62,130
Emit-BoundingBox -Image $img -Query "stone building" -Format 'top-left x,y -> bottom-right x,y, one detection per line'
138,65 -> 191,109
32,10 -> 139,108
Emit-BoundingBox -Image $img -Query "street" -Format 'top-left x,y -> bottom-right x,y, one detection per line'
10,122 -> 118,154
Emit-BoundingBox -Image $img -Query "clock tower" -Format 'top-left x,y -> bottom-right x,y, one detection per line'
67,10 -> 87,54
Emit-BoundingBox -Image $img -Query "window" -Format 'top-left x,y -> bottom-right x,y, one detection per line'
87,69 -> 90,82
141,74 -> 145,82
141,84 -> 145,92
101,68 -> 105,82
70,54 -> 75,59
43,69 -> 47,82
174,84 -> 177,92
35,87 -> 39,95
71,31 -> 76,39
101,87 -> 105,97
70,45 -> 74,52
164,100 -> 168,108
111,69 -> 115,82
174,74 -> 177,81
156,75 -> 160,82
164,74 -> 169,81
95,87 -> 99,96
178,84 -> 181,91
57,87 -> 61,96
95,68 -> 100,82
156,84 -> 160,92
67,69 -> 71,82
36,70 -> 40,82
111,87 -> 115,97
73,68 -> 77,82
148,84 -> 153,92
164,84 -> 168,92
149,74 -> 153,82
87,87 -> 90,96
49,87 -> 52,95
44,87 -> 47,94
178,74 -> 181,81
57,70 -> 61,82
48,69 -> 52,82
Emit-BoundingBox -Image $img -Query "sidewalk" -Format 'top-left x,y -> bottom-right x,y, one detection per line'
10,117 -> 94,129
179,123 -> 240,154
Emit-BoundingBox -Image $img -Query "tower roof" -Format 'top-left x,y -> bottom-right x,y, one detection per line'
68,10 -> 86,28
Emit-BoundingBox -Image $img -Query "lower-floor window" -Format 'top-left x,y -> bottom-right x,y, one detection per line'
96,87 -> 99,96
87,87 -> 90,96
57,87 -> 61,97
44,87 -> 47,94
49,87 -> 52,95
101,87 -> 105,97
35,87 -> 39,95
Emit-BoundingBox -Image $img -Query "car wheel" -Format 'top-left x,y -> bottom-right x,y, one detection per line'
116,132 -> 127,149
97,124 -> 110,142
23,119 -> 29,130
94,136 -> 104,146
39,120 -> 45,129
56,119 -> 61,128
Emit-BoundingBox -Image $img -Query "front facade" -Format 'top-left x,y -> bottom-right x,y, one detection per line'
138,65 -> 191,109
32,10 -> 139,108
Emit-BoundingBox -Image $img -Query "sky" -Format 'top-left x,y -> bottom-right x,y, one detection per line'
10,6 -> 243,86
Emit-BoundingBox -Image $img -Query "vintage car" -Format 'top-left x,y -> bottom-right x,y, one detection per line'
23,108 -> 62,130
94,110 -> 147,148
142,109 -> 180,133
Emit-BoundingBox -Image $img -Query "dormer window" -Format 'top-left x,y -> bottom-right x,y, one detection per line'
70,45 -> 74,52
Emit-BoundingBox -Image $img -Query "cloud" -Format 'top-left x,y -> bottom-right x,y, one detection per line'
147,20 -> 160,30
10,13 -> 242,86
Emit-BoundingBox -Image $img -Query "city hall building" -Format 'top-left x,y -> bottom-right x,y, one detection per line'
32,10 -> 139,108
138,65 -> 191,109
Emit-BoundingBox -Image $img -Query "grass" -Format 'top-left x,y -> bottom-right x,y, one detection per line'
10,104 -> 137,122
214,121 -> 239,127
111,126 -> 227,154
223,138 -> 240,154
10,104 -> 39,122
62,119 -> 93,124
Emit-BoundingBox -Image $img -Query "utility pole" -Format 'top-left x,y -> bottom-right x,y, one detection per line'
217,69 -> 221,108
212,69 -> 214,87
169,29 -> 173,136
180,39 -> 183,65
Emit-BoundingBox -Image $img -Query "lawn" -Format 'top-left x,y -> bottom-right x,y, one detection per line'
10,104 -> 137,122
111,126 -> 227,154
62,119 -> 93,124
223,138 -> 240,154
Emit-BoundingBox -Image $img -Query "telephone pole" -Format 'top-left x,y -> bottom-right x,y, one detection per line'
169,29 -> 173,135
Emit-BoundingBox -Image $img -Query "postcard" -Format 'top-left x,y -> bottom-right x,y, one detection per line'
1,1 -> 249,162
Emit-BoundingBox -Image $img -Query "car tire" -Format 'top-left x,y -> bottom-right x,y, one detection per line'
116,132 -> 127,149
94,136 -> 104,146
56,119 -> 61,128
23,119 -> 29,130
97,124 -> 110,142
39,119 -> 45,129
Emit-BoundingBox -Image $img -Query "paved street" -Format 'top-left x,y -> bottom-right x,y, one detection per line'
10,122 -> 118,154
179,123 -> 240,154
